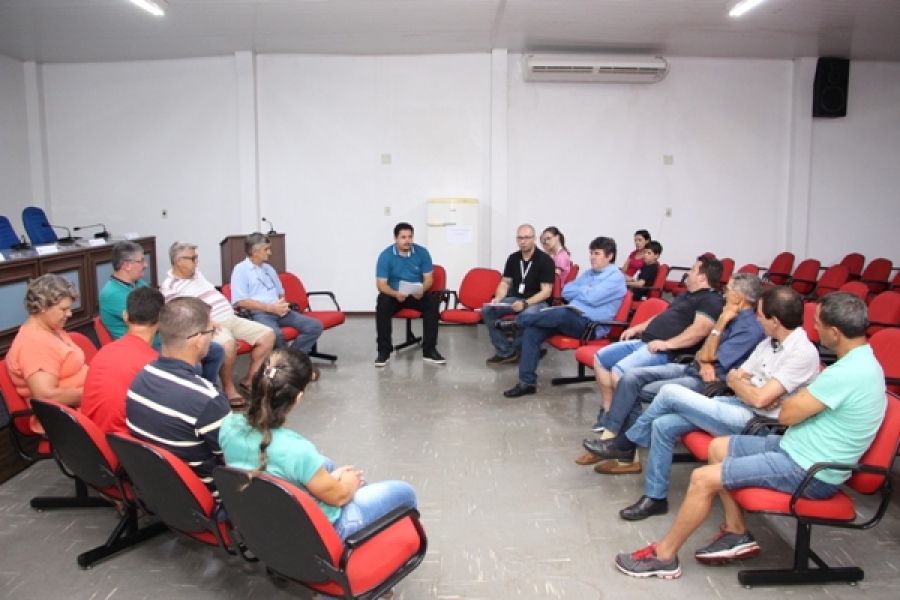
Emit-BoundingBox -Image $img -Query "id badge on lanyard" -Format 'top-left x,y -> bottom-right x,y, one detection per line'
519,260 -> 532,296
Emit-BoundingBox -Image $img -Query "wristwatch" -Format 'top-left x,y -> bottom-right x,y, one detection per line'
710,329 -> 720,337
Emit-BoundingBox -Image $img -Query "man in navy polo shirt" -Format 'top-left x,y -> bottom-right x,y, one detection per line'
374,222 -> 445,367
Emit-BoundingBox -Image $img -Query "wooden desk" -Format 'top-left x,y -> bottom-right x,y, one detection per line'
0,237 -> 157,356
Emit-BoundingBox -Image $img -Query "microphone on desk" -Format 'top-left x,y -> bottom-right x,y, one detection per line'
261,217 -> 276,234
48,224 -> 77,244
73,223 -> 111,239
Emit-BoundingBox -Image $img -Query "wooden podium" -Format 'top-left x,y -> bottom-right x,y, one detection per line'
219,233 -> 285,284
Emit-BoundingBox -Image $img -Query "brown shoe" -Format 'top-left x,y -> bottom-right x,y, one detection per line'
594,459 -> 642,474
575,451 -> 603,465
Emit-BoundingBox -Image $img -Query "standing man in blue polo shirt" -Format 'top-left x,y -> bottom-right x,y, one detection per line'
375,222 -> 445,367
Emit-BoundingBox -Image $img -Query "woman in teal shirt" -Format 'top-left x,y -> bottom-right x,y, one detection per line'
219,347 -> 417,539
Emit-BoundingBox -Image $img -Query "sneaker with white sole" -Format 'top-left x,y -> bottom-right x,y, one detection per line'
615,543 -> 681,579
693,524 -> 760,565
374,352 -> 390,368
423,349 -> 446,364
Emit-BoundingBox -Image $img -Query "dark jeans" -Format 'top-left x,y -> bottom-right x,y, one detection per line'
196,341 -> 224,385
376,292 -> 439,354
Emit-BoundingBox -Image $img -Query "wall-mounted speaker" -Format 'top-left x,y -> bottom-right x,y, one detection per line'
813,57 -> 850,118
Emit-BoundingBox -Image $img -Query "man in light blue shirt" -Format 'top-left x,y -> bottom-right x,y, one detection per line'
503,237 -> 627,397
231,233 -> 323,354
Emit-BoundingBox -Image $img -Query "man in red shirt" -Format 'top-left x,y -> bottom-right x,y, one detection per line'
81,287 -> 162,434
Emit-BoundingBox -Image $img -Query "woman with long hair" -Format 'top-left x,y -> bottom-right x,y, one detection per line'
219,348 -> 417,543
540,226 -> 572,283
623,229 -> 651,277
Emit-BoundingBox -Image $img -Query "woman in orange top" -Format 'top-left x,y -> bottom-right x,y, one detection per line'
6,274 -> 87,430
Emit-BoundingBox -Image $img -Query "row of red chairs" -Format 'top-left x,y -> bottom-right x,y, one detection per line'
1,343 -> 427,594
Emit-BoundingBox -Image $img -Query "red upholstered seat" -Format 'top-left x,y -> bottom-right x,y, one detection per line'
760,252 -> 795,287
107,433 -> 235,552
870,328 -> 900,396
392,264 -> 446,352
279,272 -> 345,362
784,258 -> 821,296
866,291 -> 900,336
213,467 -> 427,599
30,400 -> 168,568
0,358 -> 53,461
93,315 -> 115,346
806,264 -> 848,300
680,431 -> 714,462
727,393 -> 900,588
839,252 -> 865,281
552,297 -> 665,386
860,257 -> 892,297
839,280 -> 869,303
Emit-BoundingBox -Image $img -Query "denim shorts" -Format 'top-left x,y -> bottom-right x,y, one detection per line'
721,435 -> 840,499
594,339 -> 669,377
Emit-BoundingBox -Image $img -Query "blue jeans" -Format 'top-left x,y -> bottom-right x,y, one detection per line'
595,339 -> 670,378
251,310 -> 324,353
481,297 -> 543,357
197,341 -> 224,385
722,435 -> 840,499
602,363 -> 705,435
625,384 -> 756,499
515,307 -> 592,386
332,480 -> 418,540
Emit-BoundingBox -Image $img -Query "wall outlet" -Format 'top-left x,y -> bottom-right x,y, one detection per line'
384,206 -> 391,216
161,209 -> 168,219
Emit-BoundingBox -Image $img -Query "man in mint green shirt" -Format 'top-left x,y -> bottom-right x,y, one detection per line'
614,291 -> 886,579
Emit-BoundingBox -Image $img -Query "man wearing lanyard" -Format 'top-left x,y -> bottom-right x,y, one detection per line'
481,224 -> 556,366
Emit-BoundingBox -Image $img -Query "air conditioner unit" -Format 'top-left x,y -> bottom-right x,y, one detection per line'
524,54 -> 669,84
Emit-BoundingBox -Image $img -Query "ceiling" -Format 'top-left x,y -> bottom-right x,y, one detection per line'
2,0 -> 900,64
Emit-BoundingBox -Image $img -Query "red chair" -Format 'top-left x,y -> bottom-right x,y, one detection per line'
839,281 -> 869,303
107,433 -> 239,555
440,267 -> 502,324
552,297 -> 665,386
860,258 -> 892,297
866,291 -> 900,337
221,282 -> 298,354
0,358 -> 52,461
30,400 -> 168,569
729,393 -> 900,587
279,272 -> 345,362
805,265 -> 849,301
393,264 -> 446,352
870,329 -> 900,396
839,252 -> 865,281
889,269 -> 900,291
213,466 -> 428,600
632,264 -> 669,308
546,295 -> 633,374
564,264 -> 580,284
93,315 -> 115,346
718,258 -> 735,292
783,258 -> 821,295
70,331 -> 98,365
736,263 -> 760,276
760,252 -> 795,286
801,300 -> 820,345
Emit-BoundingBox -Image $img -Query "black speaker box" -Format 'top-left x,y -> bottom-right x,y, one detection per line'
813,58 -> 850,118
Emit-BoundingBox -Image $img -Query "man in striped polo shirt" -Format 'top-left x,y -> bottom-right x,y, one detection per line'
126,297 -> 231,493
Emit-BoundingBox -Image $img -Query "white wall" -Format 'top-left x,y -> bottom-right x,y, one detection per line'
41,57 -> 242,282
807,61 -> 900,266
13,52 -> 900,311
256,54 -> 491,308
0,55 -> 32,232
507,56 -> 794,272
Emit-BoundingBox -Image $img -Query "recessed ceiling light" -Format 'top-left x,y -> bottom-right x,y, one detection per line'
129,0 -> 168,17
727,0 -> 767,18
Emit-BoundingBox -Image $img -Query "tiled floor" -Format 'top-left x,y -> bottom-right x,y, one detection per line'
1,316 -> 899,599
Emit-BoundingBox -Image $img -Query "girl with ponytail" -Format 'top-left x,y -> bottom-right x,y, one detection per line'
219,347 -> 417,542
